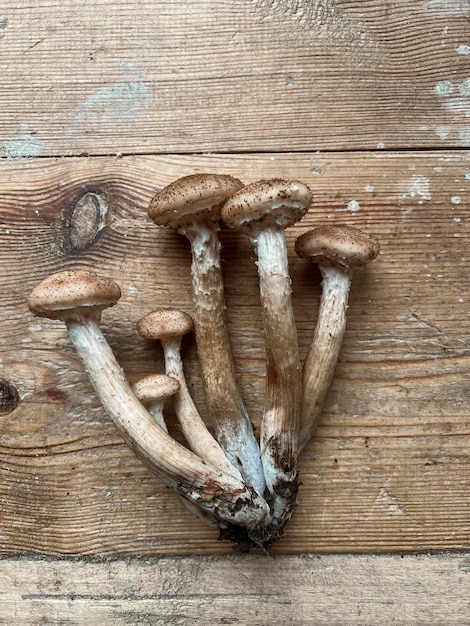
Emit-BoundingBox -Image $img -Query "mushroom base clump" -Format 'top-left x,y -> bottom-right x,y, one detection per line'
27,174 -> 379,551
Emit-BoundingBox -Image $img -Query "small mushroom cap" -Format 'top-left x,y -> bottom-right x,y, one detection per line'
295,225 -> 380,270
137,309 -> 194,341
28,270 -> 121,320
132,374 -> 180,404
148,173 -> 244,229
221,178 -> 312,231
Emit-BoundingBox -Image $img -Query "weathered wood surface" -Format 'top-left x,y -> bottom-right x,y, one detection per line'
0,553 -> 469,625
0,0 -> 469,156
0,151 -> 469,554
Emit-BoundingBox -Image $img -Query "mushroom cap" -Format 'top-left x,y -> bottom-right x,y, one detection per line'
137,309 -> 194,341
148,173 -> 244,229
132,374 -> 180,404
221,178 -> 312,231
295,225 -> 380,270
28,270 -> 121,319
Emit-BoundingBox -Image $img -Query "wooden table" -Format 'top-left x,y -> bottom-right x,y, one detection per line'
0,1 -> 469,623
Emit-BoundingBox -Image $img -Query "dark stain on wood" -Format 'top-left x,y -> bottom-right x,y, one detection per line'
0,378 -> 20,414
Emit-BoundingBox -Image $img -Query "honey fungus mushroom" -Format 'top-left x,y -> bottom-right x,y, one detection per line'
27,270 -> 270,535
295,225 -> 380,449
221,178 -> 313,527
149,174 -> 265,495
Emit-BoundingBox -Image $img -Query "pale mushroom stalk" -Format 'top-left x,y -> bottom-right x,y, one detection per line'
221,179 -> 312,525
137,309 -> 242,481
149,175 -> 265,495
28,271 -> 269,535
132,373 -> 220,528
251,224 -> 302,517
295,226 -> 380,451
298,267 -> 351,449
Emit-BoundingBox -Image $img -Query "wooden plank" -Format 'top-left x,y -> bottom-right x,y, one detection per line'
0,151 -> 469,555
0,553 -> 468,625
0,0 -> 469,156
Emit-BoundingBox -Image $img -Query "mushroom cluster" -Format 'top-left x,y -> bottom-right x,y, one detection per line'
27,174 -> 379,550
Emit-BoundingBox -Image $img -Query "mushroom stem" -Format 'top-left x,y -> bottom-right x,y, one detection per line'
132,373 -> 221,529
137,308 -> 244,481
295,225 -> 380,451
184,221 -> 265,493
299,267 -> 351,449
221,179 -> 312,524
162,333 -> 243,481
65,313 -> 269,530
148,175 -> 265,496
253,226 -> 302,518
28,269 -> 270,533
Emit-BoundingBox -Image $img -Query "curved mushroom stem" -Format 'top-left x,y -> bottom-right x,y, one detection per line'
65,313 -> 269,532
248,226 -> 301,522
299,267 -> 351,450
161,333 -> 243,481
184,221 -> 266,496
132,373 -> 221,528
295,225 -> 380,452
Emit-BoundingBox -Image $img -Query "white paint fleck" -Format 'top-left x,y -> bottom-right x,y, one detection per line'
3,133 -> 44,158
364,184 -> 374,192
347,199 -> 360,212
444,98 -> 470,116
28,322 -> 42,332
451,196 -> 461,204
69,63 -> 153,130
458,297 -> 464,303
426,0 -> 470,17
456,44 -> 470,55
465,173 -> 470,180
458,78 -> 470,96
435,125 -> 451,140
435,80 -> 454,96
459,129 -> 470,146
406,175 -> 431,201
75,81 -> 153,123
376,142 -> 385,149
434,166 -> 443,173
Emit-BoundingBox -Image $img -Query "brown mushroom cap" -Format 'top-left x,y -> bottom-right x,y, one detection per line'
132,374 -> 180,404
148,174 -> 244,230
295,225 -> 380,270
28,270 -> 121,319
221,179 -> 312,231
137,309 -> 194,341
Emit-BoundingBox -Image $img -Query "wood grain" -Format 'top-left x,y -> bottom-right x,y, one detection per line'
0,151 -> 469,554
0,553 -> 468,625
0,0 -> 469,156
